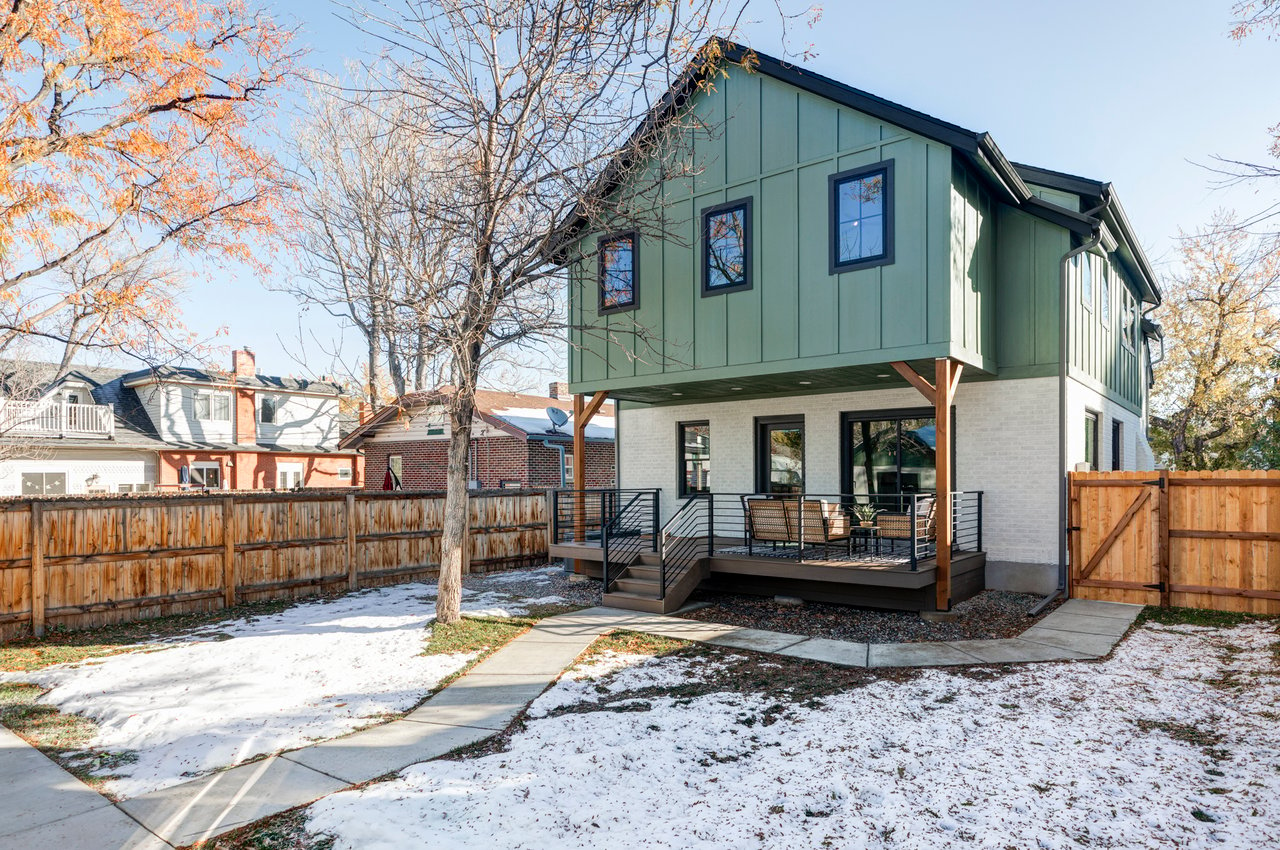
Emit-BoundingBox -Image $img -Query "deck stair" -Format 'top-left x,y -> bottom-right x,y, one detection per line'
603,497 -> 713,614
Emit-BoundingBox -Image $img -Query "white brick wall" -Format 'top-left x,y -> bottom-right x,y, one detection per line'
618,377 -> 1064,567
1066,378 -> 1155,473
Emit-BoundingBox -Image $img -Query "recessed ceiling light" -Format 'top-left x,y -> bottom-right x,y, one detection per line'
798,380 -> 812,385
730,386 -> 743,391
877,373 -> 890,378
672,392 -> 683,396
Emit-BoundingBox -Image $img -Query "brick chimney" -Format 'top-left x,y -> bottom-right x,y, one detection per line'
231,347 -> 256,445
548,381 -> 569,400
232,347 -> 256,377
358,401 -> 373,424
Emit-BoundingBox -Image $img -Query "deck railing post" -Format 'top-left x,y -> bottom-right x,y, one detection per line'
651,490 -> 659,552
706,494 -> 714,557
975,491 -> 983,552
909,495 -> 918,571
796,493 -> 804,562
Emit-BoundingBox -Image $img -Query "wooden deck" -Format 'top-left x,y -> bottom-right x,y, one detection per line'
549,540 -> 986,612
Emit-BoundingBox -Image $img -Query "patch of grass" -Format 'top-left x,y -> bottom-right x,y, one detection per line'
0,596 -> 304,672
184,807 -> 332,850
584,629 -> 687,659
1136,606 -> 1276,629
424,615 -> 536,656
0,681 -> 136,796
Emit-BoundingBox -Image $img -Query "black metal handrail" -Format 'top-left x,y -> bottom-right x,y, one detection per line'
549,488 -> 658,545
601,489 -> 659,591
659,494 -> 710,601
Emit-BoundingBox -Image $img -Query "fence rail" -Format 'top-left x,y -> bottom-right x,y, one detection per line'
1069,470 -> 1280,614
0,488 -> 549,640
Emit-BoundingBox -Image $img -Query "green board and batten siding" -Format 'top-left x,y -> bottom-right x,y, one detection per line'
568,65 -> 1146,412
569,68 -> 961,395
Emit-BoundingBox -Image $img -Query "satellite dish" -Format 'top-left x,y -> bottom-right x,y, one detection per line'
546,406 -> 569,431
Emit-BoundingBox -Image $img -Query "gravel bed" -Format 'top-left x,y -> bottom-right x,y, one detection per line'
676,589 -> 1058,643
464,563 -> 601,608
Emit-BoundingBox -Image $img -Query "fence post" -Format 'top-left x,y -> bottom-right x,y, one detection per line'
222,496 -> 236,608
1157,471 -> 1171,608
346,493 -> 358,591
30,501 -> 45,637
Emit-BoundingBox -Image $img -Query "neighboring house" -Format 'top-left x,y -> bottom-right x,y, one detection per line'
341,383 -> 615,491
547,43 -> 1163,613
0,349 -> 363,495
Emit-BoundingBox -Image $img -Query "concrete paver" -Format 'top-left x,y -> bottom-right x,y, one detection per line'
283,719 -> 489,786
1018,626 -> 1122,657
705,628 -> 809,653
775,638 -> 869,667
945,638 -> 1092,664
868,641 -> 984,667
1036,612 -> 1133,637
0,726 -> 115,838
118,755 -> 347,847
0,802 -> 168,850
1054,599 -> 1143,620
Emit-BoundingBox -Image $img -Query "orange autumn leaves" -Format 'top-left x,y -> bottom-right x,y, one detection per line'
0,0 -> 295,353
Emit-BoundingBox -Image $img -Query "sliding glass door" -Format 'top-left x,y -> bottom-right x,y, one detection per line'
841,409 -> 942,502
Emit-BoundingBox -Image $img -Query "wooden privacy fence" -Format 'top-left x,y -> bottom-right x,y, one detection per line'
0,489 -> 550,640
1069,470 -> 1280,614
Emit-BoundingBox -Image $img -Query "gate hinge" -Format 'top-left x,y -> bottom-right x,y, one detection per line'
1067,526 -> 1082,532
1143,478 -> 1165,489
1143,582 -> 1166,592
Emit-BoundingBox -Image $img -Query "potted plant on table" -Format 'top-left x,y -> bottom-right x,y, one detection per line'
851,503 -> 879,528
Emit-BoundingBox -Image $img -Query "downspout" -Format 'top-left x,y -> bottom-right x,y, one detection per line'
539,438 -> 568,487
1031,193 -> 1109,616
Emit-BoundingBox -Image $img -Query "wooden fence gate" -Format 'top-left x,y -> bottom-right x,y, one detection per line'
1069,470 -> 1280,614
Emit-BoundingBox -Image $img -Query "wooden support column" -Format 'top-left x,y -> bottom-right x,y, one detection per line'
571,391 -> 610,573
30,501 -> 45,637
934,357 -> 962,611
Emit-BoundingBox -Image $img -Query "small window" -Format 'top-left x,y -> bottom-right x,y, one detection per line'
194,390 -> 230,422
563,451 -> 574,484
1083,412 -> 1099,470
702,199 -> 752,295
277,463 -> 304,489
190,463 -> 222,489
1100,267 -> 1112,329
337,466 -> 353,480
386,455 -> 403,489
678,421 -> 711,496
66,392 -> 80,405
260,396 -> 278,424
1122,292 -> 1137,352
1111,420 -> 1123,472
1081,254 -> 1093,311
21,472 -> 66,495
499,479 -> 522,489
597,231 -> 637,313
830,161 -> 894,273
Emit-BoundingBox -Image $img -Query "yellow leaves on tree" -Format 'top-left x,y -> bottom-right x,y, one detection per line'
1150,211 -> 1280,469
0,0 -> 296,356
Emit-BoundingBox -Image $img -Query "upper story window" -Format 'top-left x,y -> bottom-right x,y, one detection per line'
1122,291 -> 1137,352
194,389 -> 230,422
1080,253 -> 1094,311
829,160 -> 894,274
260,395 -> 278,424
1100,266 -> 1112,328
597,231 -> 637,314
702,199 -> 752,296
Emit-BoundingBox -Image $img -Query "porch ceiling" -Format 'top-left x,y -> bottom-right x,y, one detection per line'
606,359 -> 942,405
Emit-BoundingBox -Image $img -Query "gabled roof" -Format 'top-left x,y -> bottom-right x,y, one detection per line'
341,388 -> 616,449
120,365 -> 343,395
552,40 -> 1159,305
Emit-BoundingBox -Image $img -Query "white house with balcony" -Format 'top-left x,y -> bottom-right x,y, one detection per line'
0,365 -> 165,495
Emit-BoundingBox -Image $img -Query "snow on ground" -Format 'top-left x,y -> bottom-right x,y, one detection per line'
307,620 -> 1280,850
5,578 -> 563,799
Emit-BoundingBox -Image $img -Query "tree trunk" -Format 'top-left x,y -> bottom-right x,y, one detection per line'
436,398 -> 474,624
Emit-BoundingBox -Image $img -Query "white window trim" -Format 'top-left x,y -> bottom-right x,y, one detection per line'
194,389 -> 231,422
191,461 -> 223,489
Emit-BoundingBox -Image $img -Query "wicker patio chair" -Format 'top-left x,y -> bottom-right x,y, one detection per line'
742,496 -> 792,555
784,498 -> 853,558
875,497 -> 936,553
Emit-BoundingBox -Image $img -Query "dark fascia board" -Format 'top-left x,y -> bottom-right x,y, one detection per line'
1013,162 -> 1161,306
1021,196 -> 1098,236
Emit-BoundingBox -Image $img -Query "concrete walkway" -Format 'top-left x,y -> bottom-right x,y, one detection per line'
611,598 -> 1143,667
0,598 -> 1140,850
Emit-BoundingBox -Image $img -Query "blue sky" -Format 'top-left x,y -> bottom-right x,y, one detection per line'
174,0 -> 1279,387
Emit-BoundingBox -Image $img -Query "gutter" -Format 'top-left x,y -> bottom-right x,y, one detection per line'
1032,192 -> 1110,616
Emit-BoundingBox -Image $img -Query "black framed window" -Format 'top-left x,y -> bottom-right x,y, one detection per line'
756,416 -> 804,495
839,408 -> 954,504
1084,411 -> 1099,470
260,395 -> 278,424
1100,266 -> 1112,328
1122,291 -> 1137,352
829,160 -> 894,274
1111,420 -> 1123,471
597,231 -> 638,314
701,198 -> 752,295
678,421 -> 711,496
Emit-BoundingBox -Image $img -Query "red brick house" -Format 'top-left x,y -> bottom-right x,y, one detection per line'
342,384 -> 615,491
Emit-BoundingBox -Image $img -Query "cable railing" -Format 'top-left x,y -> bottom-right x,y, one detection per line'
658,494 -> 710,600
549,488 -> 658,545
600,489 -> 659,591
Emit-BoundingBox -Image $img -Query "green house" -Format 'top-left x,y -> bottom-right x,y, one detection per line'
551,44 -> 1162,614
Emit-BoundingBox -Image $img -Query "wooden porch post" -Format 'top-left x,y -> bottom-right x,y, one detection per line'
571,391 -> 610,572
934,357 -> 962,611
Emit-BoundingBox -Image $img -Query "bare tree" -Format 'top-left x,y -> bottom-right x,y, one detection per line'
344,0 -> 814,623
